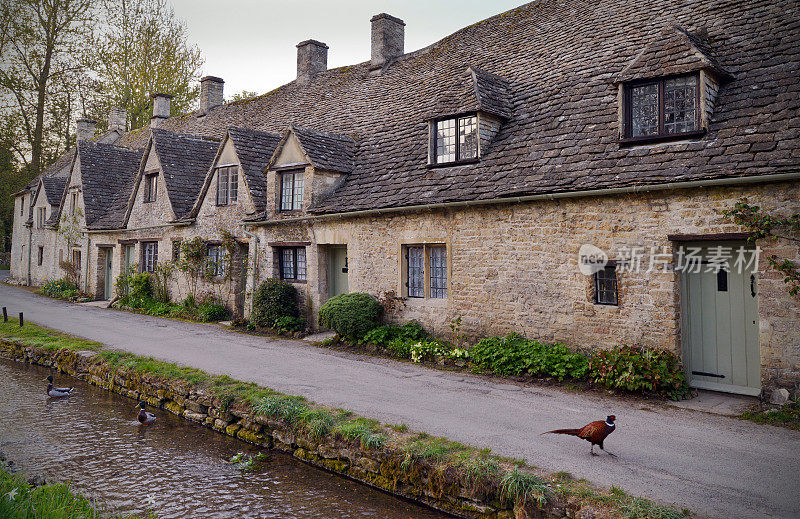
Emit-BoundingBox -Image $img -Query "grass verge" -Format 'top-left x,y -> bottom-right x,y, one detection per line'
1,319 -> 690,518
0,464 -> 153,518
740,400 -> 800,430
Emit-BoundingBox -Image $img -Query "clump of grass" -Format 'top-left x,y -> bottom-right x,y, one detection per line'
388,423 -> 409,433
0,320 -> 103,352
741,400 -> 800,430
253,395 -> 309,426
619,496 -> 688,519
0,465 -> 153,518
300,409 -> 335,439
333,417 -> 385,449
401,434 -> 473,468
500,468 -> 549,507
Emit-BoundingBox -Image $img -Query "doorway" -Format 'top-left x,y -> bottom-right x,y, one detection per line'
328,246 -> 349,297
103,248 -> 113,300
680,244 -> 760,395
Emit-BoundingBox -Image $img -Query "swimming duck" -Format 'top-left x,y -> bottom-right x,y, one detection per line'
136,402 -> 156,426
45,375 -> 74,398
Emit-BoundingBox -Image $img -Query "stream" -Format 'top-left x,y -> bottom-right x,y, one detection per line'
0,357 -> 448,518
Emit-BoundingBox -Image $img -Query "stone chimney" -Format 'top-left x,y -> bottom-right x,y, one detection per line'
108,107 -> 127,132
200,76 -> 224,115
150,93 -> 173,127
370,13 -> 405,68
296,40 -> 328,84
76,118 -> 96,141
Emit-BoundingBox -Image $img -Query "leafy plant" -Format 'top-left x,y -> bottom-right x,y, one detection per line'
39,278 -> 79,300
363,321 -> 427,347
197,301 -> 229,322
410,340 -> 447,363
471,333 -> 589,380
273,315 -> 305,333
589,346 -> 690,400
251,278 -> 300,328
318,293 -> 382,341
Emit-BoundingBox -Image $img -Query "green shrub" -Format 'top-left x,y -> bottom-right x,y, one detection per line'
386,337 -> 413,358
363,320 -> 427,346
471,334 -> 589,381
129,272 -> 153,301
589,346 -> 690,400
252,279 -> 299,328
410,340 -> 448,363
197,302 -> 229,322
39,278 -> 79,300
318,293 -> 382,341
274,315 -> 305,333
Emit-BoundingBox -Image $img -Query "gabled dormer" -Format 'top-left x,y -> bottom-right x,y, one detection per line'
614,24 -> 733,145
30,176 -> 67,230
188,127 -> 281,221
265,125 -> 354,217
428,66 -> 512,167
124,128 -> 219,228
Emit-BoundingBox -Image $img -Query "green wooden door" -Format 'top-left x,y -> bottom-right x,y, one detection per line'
104,248 -> 113,300
329,246 -> 349,297
681,245 -> 760,395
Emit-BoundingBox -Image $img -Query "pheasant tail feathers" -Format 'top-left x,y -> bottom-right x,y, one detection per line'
542,428 -> 582,436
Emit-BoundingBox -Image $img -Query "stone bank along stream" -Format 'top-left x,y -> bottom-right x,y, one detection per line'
0,358 -> 449,518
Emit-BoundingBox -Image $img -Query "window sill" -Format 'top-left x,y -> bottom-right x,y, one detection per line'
404,296 -> 448,307
281,278 -> 307,284
427,157 -> 479,169
618,130 -> 706,147
593,302 -> 619,307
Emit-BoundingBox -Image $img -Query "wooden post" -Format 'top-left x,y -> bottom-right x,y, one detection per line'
2,307 -> 7,322
19,312 -> 23,327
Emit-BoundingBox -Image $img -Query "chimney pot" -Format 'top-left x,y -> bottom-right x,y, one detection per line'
108,107 -> 127,132
76,118 -> 96,141
200,76 -> 224,114
150,93 -> 173,127
370,13 -> 405,68
296,39 -> 328,84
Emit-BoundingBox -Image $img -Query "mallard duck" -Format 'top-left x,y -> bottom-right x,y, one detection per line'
136,402 -> 156,426
45,375 -> 74,398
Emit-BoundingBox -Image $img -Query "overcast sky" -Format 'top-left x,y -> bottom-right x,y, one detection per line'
169,0 -> 524,98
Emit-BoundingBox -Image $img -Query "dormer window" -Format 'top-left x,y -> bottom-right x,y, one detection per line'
144,173 -> 158,203
624,74 -> 701,142
432,114 -> 478,165
280,170 -> 304,211
216,165 -> 238,206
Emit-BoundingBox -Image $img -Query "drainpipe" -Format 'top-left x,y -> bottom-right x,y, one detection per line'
240,227 -> 259,317
84,234 -> 91,294
26,227 -> 32,286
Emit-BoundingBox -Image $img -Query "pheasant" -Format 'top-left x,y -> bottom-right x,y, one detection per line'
543,415 -> 616,456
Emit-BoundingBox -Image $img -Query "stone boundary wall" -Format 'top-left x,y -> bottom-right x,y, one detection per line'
0,341 -> 612,519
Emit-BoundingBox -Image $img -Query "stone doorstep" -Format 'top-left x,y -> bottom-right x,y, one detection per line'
669,389 -> 758,417
79,300 -> 113,308
302,330 -> 336,343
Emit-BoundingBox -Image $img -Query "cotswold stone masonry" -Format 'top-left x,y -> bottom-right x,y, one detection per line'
9,0 -> 800,398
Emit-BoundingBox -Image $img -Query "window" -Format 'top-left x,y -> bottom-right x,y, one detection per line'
625,74 -> 699,140
280,170 -> 304,211
36,207 -> 46,228
37,246 -> 44,266
72,250 -> 82,272
278,247 -> 306,281
405,244 -> 447,299
19,197 -> 24,216
594,265 -> 618,305
172,240 -> 182,262
144,173 -> 158,203
206,244 -> 227,277
70,192 -> 77,215
141,242 -> 158,273
216,166 -> 239,205
433,114 -> 478,164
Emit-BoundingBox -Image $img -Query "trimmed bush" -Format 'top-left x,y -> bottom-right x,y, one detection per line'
318,293 -> 382,341
471,334 -> 589,381
251,279 -> 299,328
589,346 -> 690,400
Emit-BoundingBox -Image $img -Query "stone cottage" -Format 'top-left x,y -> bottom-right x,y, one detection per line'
9,0 -> 800,398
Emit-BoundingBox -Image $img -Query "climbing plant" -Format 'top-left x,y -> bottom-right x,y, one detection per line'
724,198 -> 800,297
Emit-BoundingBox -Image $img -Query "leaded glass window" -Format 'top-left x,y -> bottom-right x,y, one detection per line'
141,242 -> 158,273
595,266 -> 618,305
626,74 -> 699,140
278,247 -> 306,281
207,244 -> 226,277
217,168 -> 228,205
281,248 -> 294,279
664,76 -> 698,135
429,246 -> 447,298
280,171 -> 304,211
434,114 -> 478,164
216,166 -> 239,205
407,246 -> 424,298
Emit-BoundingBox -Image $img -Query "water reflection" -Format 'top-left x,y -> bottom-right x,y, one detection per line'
0,358 -> 447,518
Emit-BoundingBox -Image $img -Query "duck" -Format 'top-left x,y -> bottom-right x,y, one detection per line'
45,375 -> 74,398
136,402 -> 156,426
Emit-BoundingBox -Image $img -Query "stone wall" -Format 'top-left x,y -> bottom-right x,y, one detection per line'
0,340 -> 615,519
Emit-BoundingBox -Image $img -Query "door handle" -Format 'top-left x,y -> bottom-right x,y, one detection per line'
750,275 -> 756,298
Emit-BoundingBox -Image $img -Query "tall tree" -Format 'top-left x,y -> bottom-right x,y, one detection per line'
0,0 -> 94,173
92,0 -> 203,130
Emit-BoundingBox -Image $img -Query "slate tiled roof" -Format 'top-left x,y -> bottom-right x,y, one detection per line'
150,128 -> 220,219
470,66 -> 513,119
77,141 -> 143,229
228,127 -> 281,211
615,24 -> 732,83
97,0 -> 800,217
41,177 -> 67,207
289,125 -> 355,174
